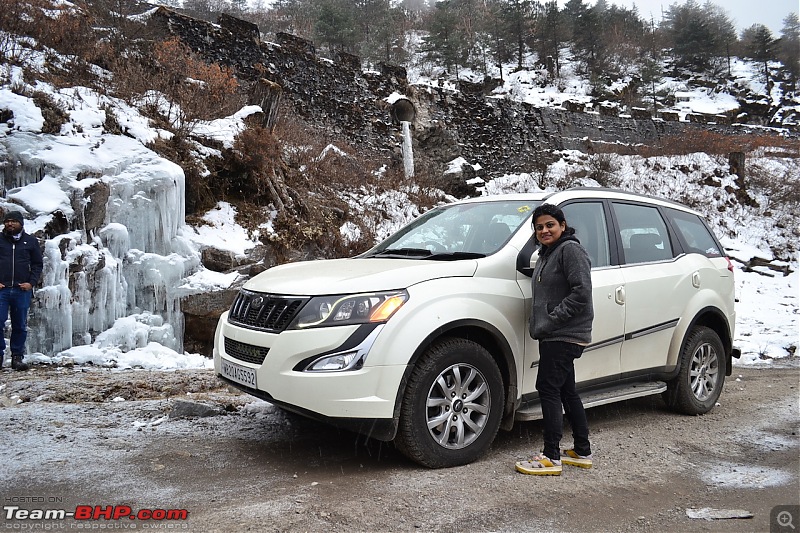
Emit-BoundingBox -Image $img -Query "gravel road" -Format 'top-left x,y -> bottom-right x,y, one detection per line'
1,361 -> 798,532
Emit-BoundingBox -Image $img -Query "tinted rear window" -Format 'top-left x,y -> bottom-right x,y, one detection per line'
666,209 -> 723,258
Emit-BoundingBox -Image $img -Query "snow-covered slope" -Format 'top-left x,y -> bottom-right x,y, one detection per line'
0,31 -> 796,369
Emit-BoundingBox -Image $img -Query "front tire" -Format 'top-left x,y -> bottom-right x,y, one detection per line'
394,337 -> 504,468
664,326 -> 726,415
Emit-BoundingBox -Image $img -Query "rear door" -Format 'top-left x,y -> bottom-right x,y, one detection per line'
664,206 -> 736,329
611,201 -> 691,376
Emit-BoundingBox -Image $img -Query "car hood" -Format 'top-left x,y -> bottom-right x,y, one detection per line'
243,257 -> 479,295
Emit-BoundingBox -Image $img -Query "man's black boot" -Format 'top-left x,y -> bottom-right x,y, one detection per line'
11,355 -> 29,371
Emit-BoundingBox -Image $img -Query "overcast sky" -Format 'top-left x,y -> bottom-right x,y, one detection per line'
557,0 -> 798,35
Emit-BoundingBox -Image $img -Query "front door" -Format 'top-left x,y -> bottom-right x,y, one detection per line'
520,201 -> 624,394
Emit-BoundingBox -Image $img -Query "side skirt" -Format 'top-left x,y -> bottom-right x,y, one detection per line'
514,381 -> 667,422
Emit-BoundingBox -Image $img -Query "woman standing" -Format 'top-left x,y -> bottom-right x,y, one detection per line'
516,204 -> 594,476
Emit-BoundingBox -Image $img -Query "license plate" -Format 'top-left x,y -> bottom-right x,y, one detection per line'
221,359 -> 257,388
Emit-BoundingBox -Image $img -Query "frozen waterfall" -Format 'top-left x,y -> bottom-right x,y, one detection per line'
2,132 -> 199,356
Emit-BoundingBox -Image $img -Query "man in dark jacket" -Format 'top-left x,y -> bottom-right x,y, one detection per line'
0,210 -> 43,371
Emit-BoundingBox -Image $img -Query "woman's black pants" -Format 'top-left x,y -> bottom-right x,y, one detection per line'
535,340 -> 592,460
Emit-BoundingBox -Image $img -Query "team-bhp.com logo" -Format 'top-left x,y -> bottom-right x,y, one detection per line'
4,504 -> 189,521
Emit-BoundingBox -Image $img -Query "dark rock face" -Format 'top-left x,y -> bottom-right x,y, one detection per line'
181,289 -> 239,356
149,8 -> 792,192
152,7 -> 752,187
78,181 -> 111,235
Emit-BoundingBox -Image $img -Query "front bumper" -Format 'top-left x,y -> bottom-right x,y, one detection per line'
214,314 -> 407,423
218,375 -> 398,441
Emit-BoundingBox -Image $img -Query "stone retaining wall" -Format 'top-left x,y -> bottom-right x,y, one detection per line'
149,8 -> 781,182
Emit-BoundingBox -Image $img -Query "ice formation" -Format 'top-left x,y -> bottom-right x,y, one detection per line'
1,103 -> 200,356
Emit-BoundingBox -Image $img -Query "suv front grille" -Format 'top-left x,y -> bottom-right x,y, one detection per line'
227,290 -> 308,333
224,337 -> 270,365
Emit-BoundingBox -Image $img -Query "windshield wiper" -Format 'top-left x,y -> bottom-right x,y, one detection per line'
426,252 -> 486,261
368,249 -> 486,260
369,248 -> 433,257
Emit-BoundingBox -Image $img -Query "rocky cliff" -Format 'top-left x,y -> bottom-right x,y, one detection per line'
149,7 -> 781,191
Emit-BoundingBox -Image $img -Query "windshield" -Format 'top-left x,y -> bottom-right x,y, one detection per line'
366,200 -> 539,259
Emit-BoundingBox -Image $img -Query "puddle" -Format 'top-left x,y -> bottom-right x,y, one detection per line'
703,462 -> 795,489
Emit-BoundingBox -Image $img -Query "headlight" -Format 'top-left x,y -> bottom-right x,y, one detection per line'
288,290 -> 409,329
307,350 -> 361,371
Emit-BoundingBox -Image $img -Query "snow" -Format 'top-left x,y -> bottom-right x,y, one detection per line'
185,201 -> 258,257
7,176 -> 69,214
0,89 -> 44,131
0,32 -> 797,372
732,268 -> 798,364
445,156 -> 482,175
191,105 -> 262,149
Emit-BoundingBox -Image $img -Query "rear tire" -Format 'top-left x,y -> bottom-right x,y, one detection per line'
394,337 -> 504,468
664,326 -> 726,415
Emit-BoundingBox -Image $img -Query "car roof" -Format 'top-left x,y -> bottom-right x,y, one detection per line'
452,192 -> 550,203
453,188 -> 702,216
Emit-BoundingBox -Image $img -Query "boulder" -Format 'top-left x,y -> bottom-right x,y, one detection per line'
181,289 -> 239,356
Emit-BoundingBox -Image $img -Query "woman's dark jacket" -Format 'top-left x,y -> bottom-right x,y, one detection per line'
529,231 -> 593,344
0,230 -> 43,288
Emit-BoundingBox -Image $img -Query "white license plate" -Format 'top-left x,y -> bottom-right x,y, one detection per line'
221,359 -> 258,388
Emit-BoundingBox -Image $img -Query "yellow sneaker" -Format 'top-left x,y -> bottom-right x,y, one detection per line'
515,454 -> 562,475
561,449 -> 593,468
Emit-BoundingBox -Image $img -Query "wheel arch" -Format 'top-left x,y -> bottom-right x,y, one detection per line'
390,318 -> 519,435
677,306 -> 734,377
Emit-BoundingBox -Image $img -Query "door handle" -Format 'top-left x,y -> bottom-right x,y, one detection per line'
615,286 -> 625,305
692,271 -> 701,288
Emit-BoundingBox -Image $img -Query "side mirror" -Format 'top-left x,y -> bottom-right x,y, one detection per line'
516,237 -> 539,277
530,250 -> 539,269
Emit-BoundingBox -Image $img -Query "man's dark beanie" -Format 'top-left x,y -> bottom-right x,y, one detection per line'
3,211 -> 24,225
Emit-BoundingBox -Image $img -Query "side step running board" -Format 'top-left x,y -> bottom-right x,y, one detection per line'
515,381 -> 668,422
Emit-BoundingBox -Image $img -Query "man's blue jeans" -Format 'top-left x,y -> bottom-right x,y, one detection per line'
535,340 -> 591,460
0,286 -> 33,356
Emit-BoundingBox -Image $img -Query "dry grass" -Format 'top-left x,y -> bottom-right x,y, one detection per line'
634,129 -> 797,158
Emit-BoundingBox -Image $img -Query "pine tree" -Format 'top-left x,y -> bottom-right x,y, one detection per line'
661,0 -> 733,73
568,0 -> 605,77
536,1 -> 566,77
357,0 -> 408,65
494,0 -> 533,69
314,0 -> 359,54
741,23 -> 777,86
603,4 -> 648,77
561,0 -> 585,42
269,0 -> 319,37
703,2 -> 737,76
421,0 -> 465,75
639,55 -> 663,113
778,12 -> 800,89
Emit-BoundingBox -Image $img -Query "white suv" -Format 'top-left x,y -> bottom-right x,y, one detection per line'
213,188 -> 739,468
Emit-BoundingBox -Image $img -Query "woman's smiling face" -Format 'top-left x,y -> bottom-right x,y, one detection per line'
533,214 -> 565,246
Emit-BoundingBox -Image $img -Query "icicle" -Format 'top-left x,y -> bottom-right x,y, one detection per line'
401,120 -> 414,178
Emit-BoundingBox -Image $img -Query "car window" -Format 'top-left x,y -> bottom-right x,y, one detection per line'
665,208 -> 723,257
371,200 -> 539,256
561,202 -> 611,267
612,202 -> 674,264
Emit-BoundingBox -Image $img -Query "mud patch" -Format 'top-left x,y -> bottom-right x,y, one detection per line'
0,366 -> 227,403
